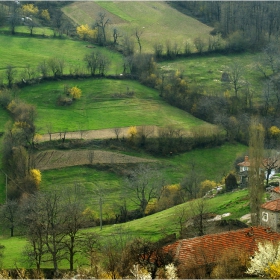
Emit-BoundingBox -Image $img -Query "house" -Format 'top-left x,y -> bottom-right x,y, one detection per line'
269,186 -> 280,200
237,156 -> 250,186
164,226 -> 280,277
237,155 -> 279,186
260,199 -> 280,232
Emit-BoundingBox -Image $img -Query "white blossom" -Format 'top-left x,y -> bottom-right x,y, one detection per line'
165,263 -> 178,280
130,264 -> 152,280
246,241 -> 280,277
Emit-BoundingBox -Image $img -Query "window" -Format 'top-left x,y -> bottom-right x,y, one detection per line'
262,212 -> 268,222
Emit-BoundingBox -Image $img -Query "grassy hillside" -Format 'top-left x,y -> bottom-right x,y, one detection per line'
62,1 -> 213,53
159,52 -> 264,99
37,142 -> 247,215
0,188 -> 249,268
17,78 -> 212,134
0,34 -> 123,81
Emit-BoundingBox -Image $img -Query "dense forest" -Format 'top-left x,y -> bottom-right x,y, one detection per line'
173,1 -> 280,50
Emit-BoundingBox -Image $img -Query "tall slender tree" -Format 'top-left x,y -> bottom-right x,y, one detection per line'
249,118 -> 265,226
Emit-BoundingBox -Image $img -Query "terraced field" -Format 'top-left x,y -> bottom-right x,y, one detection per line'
62,1 -> 213,53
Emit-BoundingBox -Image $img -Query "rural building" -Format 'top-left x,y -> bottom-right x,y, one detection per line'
237,156 -> 278,186
164,226 -> 280,277
269,186 -> 280,200
260,199 -> 280,232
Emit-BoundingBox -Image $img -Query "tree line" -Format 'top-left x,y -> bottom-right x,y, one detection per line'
173,1 -> 280,51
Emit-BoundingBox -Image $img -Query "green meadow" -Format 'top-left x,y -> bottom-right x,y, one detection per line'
17,78 -> 211,134
38,142 -> 247,215
0,187 -> 249,268
159,52 -> 265,98
63,1 -> 213,53
0,34 -> 123,81
0,26 -> 54,37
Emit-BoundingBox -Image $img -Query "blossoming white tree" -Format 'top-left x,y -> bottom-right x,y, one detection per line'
165,263 -> 178,280
246,241 -> 280,277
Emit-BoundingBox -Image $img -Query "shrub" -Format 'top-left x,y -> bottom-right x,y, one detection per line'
69,86 -> 82,99
128,126 -> 137,140
30,169 -> 41,187
225,173 -> 238,192
200,180 -> 216,196
0,89 -> 12,108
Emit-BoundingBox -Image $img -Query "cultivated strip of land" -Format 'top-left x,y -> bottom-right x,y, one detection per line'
34,149 -> 156,171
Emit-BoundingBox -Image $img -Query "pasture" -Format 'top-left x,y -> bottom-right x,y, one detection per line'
62,1 -> 213,53
159,52 -> 265,98
0,34 -> 123,82
17,78 -> 212,134
37,142 -> 247,215
0,187 -> 249,268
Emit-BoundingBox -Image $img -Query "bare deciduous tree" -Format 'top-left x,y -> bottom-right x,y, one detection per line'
113,127 -> 122,140
135,28 -> 144,53
6,65 -> 17,88
125,165 -> 165,217
262,150 -> 280,187
227,62 -> 245,98
180,160 -> 204,201
112,27 -> 121,46
94,12 -> 110,46
190,198 -> 209,236
0,199 -> 19,237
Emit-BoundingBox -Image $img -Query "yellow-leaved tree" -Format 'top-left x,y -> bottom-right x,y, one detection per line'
69,86 -> 82,99
266,260 -> 280,279
22,4 -> 39,16
30,169 -> 41,187
155,184 -> 183,211
76,24 -> 97,41
200,180 -> 216,197
128,126 -> 137,140
40,9 -> 50,21
269,125 -> 280,139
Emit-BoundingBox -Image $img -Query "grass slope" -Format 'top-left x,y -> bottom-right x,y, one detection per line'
0,188 -> 249,269
62,1 -> 213,53
38,142 -> 247,215
17,78 -> 212,134
159,52 -> 264,99
0,34 -> 123,81
93,189 -> 250,241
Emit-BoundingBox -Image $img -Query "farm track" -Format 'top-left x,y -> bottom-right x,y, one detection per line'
39,126 -> 162,142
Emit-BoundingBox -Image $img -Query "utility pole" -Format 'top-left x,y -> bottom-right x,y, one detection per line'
99,196 -> 103,230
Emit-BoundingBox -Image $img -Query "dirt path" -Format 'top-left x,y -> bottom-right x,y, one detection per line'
39,126 -> 160,142
34,149 -> 156,171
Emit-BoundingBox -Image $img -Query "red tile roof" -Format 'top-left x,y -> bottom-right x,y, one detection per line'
238,156 -> 250,167
164,226 -> 280,266
272,187 -> 280,194
237,156 -> 280,168
261,199 -> 280,212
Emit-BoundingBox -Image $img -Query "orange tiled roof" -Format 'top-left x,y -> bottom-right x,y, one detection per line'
272,187 -> 280,194
237,156 -> 279,168
238,161 -> 250,167
164,226 -> 280,266
261,199 -> 280,212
